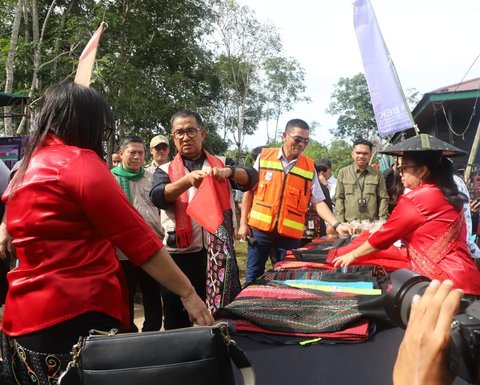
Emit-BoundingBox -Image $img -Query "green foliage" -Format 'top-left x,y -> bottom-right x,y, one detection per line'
327,73 -> 419,148
1,0 -> 309,158
262,56 -> 310,140
326,73 -> 377,142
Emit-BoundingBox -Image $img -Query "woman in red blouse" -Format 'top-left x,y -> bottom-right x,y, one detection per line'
0,82 -> 213,384
333,145 -> 480,296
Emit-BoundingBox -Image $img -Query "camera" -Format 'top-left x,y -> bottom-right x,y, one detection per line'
362,269 -> 480,384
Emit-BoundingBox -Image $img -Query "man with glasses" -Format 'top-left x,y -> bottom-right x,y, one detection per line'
149,109 -> 258,329
146,135 -> 170,173
239,119 -> 350,285
335,138 -> 389,223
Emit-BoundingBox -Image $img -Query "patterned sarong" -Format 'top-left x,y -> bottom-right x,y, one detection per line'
1,332 -> 70,385
205,209 -> 241,314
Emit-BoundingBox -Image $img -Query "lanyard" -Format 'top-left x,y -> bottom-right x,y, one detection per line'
351,165 -> 366,199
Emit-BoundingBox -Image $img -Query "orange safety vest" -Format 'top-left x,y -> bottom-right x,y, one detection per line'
248,148 -> 315,239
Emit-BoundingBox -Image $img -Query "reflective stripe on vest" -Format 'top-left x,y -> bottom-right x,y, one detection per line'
290,165 -> 314,180
259,159 -> 283,171
283,218 -> 305,232
249,210 -> 273,226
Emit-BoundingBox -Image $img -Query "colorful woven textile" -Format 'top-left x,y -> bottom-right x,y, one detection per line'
205,209 -> 241,314
218,284 -> 363,334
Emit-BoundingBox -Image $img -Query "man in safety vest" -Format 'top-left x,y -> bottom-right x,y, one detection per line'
239,119 -> 350,285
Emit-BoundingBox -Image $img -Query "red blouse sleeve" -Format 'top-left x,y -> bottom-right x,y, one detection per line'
368,194 -> 425,250
60,151 -> 163,265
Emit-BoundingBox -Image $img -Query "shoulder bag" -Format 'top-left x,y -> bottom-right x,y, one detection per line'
59,322 -> 255,385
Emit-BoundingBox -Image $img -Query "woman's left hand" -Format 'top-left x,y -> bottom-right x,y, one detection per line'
181,287 -> 215,326
332,251 -> 356,268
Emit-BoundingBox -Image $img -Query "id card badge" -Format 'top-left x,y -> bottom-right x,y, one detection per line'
265,172 -> 273,181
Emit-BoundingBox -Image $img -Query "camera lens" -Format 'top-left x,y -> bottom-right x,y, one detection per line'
383,269 -> 431,328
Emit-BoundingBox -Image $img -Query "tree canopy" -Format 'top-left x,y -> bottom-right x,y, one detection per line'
1,0 -> 310,161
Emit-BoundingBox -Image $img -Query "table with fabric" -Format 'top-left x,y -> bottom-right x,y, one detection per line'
233,326 -> 468,385
225,236 -> 467,385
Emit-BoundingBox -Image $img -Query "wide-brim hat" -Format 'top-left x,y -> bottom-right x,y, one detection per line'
380,134 -> 467,158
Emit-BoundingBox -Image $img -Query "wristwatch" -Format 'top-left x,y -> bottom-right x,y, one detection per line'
332,221 -> 342,231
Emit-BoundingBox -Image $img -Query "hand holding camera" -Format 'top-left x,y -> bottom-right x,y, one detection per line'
393,280 -> 463,385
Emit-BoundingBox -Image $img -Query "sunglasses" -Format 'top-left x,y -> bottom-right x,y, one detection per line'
288,133 -> 310,145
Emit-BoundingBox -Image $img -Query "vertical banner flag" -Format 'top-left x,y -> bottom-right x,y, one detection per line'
74,23 -> 104,87
353,0 -> 415,136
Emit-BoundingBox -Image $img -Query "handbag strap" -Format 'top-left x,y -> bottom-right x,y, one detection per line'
218,323 -> 255,385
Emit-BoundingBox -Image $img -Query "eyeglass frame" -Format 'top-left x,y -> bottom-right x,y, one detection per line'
287,133 -> 310,145
172,127 -> 202,140
397,165 -> 419,175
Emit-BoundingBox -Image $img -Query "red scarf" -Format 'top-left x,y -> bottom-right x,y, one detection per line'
169,150 -> 230,248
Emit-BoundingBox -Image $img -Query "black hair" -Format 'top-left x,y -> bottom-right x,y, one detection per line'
404,151 -> 468,210
120,135 -> 144,150
170,109 -> 204,128
285,119 -> 309,132
384,168 -> 403,214
353,138 -> 373,151
10,81 -> 114,192
315,158 -> 331,172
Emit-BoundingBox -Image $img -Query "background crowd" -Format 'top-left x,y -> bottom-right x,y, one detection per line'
0,81 -> 478,385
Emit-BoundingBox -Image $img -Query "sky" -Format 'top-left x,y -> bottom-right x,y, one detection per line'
238,0 -> 480,149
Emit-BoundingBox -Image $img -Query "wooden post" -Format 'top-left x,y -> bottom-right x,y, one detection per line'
464,119 -> 480,182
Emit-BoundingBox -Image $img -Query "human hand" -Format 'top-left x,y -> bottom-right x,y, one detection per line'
470,199 -> 480,213
393,280 -> 463,385
188,170 -> 207,188
332,250 -> 357,268
318,174 -> 328,185
209,166 -> 231,181
180,287 -> 214,326
238,223 -> 250,241
0,221 -> 13,260
336,223 -> 351,236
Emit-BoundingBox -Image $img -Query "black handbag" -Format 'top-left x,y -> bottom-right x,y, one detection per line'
58,322 -> 255,385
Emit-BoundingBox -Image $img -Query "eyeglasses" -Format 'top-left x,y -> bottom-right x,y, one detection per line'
172,127 -> 201,139
288,133 -> 310,145
153,144 -> 169,151
397,165 -> 418,175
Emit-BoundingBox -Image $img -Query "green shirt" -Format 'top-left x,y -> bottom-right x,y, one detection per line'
335,164 -> 389,222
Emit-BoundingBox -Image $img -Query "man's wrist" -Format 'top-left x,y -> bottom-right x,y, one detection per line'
333,221 -> 342,231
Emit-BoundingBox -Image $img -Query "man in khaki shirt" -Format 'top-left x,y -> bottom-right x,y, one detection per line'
335,138 -> 389,223
146,134 -> 170,173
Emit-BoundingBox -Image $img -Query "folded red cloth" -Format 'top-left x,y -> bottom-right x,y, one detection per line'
326,233 -> 409,271
187,174 -> 230,234
230,318 -> 370,341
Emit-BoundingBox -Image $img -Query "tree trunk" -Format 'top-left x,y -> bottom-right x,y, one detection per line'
52,0 -> 75,78
16,0 -> 57,135
4,0 -> 24,136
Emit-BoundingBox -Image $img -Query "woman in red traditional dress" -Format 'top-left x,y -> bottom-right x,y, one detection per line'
333,135 -> 480,296
0,82 -> 213,385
